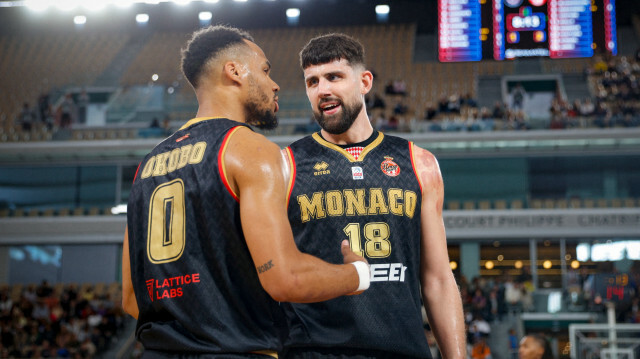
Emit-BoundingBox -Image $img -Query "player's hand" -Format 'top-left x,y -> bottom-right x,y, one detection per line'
341,240 -> 369,295
341,239 -> 368,265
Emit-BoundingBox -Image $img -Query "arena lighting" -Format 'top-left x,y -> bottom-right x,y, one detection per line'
449,261 -> 458,270
111,204 -> 127,215
286,8 -> 299,18
286,7 -> 299,26
485,260 -> 494,270
514,260 -> 523,269
542,260 -> 552,269
25,0 -> 49,11
55,0 -> 81,12
73,15 -> 87,24
0,2 -> 20,7
83,0 -> 108,11
199,11 -> 212,21
375,4 -> 389,23
151,74 -> 159,81
570,260 -> 580,269
375,4 -> 390,15
114,0 -> 133,8
136,13 -> 149,23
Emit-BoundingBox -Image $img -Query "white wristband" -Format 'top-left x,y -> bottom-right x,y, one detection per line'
351,261 -> 370,292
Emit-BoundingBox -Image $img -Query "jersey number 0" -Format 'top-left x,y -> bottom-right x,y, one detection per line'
147,179 -> 186,264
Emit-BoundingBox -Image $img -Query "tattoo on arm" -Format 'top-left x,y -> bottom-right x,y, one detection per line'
257,260 -> 274,274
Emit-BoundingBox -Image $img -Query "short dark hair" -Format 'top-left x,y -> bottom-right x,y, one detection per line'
528,334 -> 556,359
181,25 -> 254,89
299,33 -> 365,70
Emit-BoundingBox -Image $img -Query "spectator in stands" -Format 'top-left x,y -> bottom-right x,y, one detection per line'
447,93 -> 461,114
77,89 -> 90,125
468,313 -> 491,341
384,80 -> 396,95
578,97 -> 595,117
470,336 -> 492,359
37,93 -> 50,123
36,280 -> 53,300
461,92 -> 478,108
393,98 -> 408,116
424,102 -> 438,121
0,283 -> 125,358
393,79 -> 407,96
58,93 -> 76,128
366,92 -> 385,111
18,103 -> 35,132
470,288 -> 487,318
0,289 -> 12,317
511,83 -> 526,110
518,333 -> 554,359
491,101 -> 506,120
509,329 -> 519,359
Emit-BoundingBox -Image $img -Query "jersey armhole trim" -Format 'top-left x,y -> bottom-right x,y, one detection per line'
218,126 -> 244,202
132,162 -> 142,184
284,147 -> 296,208
409,141 -> 424,194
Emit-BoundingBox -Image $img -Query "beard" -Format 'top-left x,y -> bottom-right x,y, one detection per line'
312,97 -> 362,135
245,77 -> 278,130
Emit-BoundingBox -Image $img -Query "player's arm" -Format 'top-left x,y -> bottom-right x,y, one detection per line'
121,226 -> 139,319
413,144 -> 466,359
225,128 -> 369,303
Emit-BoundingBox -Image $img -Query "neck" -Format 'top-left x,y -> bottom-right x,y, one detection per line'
320,110 -> 374,145
194,87 -> 245,123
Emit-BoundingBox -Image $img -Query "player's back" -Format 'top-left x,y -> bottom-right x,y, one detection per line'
127,117 -> 284,355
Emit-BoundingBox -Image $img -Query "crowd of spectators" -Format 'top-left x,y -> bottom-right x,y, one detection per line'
364,54 -> 640,134
450,260 -> 640,359
15,91 -> 82,135
0,280 -> 127,358
5,54 -> 640,142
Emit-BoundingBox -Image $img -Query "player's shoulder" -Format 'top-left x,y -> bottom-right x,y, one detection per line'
410,143 -> 442,189
411,143 -> 437,162
228,126 -> 281,155
287,134 -> 316,149
224,126 -> 284,178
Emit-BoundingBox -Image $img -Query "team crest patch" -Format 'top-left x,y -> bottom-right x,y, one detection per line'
380,156 -> 400,177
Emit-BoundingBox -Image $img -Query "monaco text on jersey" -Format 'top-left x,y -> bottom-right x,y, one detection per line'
296,187 -> 418,223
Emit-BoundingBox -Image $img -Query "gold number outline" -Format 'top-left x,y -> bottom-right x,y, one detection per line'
147,179 -> 186,264
344,222 -> 391,258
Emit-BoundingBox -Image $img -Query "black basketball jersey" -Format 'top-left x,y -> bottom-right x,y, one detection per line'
283,132 -> 432,358
127,117 -> 284,355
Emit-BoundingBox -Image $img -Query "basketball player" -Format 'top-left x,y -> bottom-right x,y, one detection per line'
121,26 -> 371,358
281,33 -> 466,358
518,334 -> 554,359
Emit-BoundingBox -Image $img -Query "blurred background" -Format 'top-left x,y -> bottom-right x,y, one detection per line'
0,0 -> 639,358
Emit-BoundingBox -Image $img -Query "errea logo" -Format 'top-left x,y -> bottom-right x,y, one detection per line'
313,161 -> 330,176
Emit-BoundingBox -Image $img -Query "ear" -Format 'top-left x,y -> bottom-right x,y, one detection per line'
360,70 -> 373,95
223,61 -> 246,86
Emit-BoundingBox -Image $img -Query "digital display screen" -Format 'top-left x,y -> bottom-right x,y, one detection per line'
438,0 -> 617,62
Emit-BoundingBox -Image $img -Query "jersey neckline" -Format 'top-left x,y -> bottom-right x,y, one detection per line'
310,131 -> 384,162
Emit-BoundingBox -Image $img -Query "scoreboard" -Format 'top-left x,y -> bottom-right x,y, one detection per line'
438,0 -> 617,62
